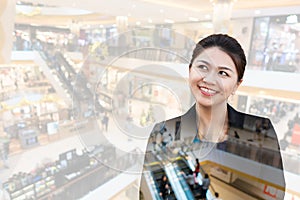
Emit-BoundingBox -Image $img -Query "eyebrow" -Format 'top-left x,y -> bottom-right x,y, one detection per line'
195,59 -> 234,72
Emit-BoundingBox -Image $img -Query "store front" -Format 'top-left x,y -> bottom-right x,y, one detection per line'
249,14 -> 300,72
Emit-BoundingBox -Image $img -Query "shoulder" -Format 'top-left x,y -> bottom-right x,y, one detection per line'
150,105 -> 195,134
227,104 -> 273,128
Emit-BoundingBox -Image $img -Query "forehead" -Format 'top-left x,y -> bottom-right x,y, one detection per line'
194,47 -> 236,69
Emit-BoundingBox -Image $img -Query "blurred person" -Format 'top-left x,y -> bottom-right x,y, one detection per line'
161,128 -> 171,152
159,175 -> 170,199
181,169 -> 196,189
101,112 -> 109,132
141,34 -> 285,199
200,173 -> 210,200
194,158 -> 201,179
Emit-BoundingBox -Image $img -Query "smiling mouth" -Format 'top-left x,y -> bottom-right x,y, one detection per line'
198,86 -> 217,96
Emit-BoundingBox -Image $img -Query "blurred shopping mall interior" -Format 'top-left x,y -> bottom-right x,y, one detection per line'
0,0 -> 300,199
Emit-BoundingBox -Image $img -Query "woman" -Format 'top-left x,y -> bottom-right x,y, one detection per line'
200,173 -> 210,200
141,34 -> 285,199
194,158 -> 200,178
159,175 -> 170,199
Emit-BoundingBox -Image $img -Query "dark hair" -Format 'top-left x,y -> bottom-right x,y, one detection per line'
189,34 -> 246,82
215,192 -> 219,197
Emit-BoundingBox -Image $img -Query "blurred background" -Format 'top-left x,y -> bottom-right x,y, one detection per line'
0,0 -> 300,199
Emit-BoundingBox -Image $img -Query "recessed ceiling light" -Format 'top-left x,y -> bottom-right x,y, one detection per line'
148,18 -> 153,23
136,21 -> 141,25
160,9 -> 164,13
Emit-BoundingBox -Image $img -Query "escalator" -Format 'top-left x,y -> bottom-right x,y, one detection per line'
175,149 -> 216,200
150,164 -> 176,200
164,163 -> 193,200
143,151 -> 207,200
55,51 -> 108,113
35,51 -> 73,105
41,51 -> 82,105
144,152 -> 176,200
55,52 -> 77,76
175,159 -> 202,199
54,51 -> 89,102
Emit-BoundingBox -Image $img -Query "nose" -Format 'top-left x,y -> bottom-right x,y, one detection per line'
203,71 -> 216,84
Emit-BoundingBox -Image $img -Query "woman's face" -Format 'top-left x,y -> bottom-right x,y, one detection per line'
189,47 -> 241,107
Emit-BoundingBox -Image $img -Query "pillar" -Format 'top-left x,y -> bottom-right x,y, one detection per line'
212,0 -> 234,33
0,0 -> 16,64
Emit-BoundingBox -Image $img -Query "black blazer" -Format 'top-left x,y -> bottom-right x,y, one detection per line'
143,104 -> 286,199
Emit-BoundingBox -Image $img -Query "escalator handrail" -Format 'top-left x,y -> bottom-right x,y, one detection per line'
172,163 -> 195,200
164,163 -> 190,200
179,153 -> 217,200
143,170 -> 163,200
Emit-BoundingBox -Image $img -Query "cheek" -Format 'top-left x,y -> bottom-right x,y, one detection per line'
227,82 -> 238,94
189,69 -> 203,84
220,80 -> 237,93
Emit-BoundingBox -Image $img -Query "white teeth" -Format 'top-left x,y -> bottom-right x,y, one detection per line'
200,87 -> 216,94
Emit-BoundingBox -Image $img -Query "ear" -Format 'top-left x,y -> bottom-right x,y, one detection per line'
232,79 -> 243,95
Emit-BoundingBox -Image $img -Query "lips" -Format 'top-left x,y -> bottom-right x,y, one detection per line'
198,86 -> 217,96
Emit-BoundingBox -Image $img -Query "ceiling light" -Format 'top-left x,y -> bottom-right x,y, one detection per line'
136,21 -> 141,26
160,9 -> 164,13
148,18 -> 153,23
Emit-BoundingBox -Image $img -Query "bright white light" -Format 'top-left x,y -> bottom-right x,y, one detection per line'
286,15 -> 298,24
254,10 -> 261,15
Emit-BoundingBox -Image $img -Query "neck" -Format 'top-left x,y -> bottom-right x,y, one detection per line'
196,102 -> 228,141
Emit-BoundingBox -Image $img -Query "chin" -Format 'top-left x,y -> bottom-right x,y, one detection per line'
195,99 -> 214,107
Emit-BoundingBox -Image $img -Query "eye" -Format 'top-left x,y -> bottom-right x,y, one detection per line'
196,65 -> 208,70
219,71 -> 229,77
